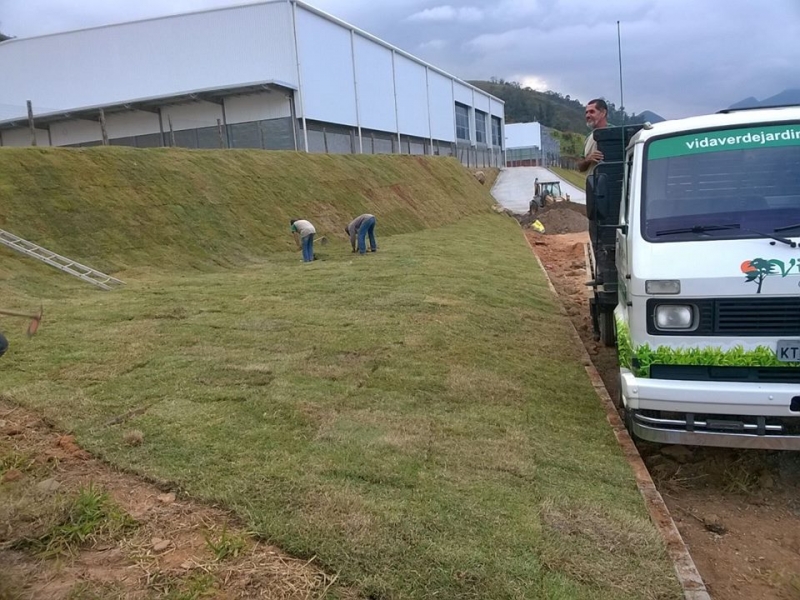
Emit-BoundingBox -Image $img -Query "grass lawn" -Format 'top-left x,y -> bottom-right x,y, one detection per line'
2,213 -> 680,599
550,166 -> 586,191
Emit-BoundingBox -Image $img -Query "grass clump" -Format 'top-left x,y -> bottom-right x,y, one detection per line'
205,522 -> 247,561
18,485 -> 137,558
65,582 -> 129,600
149,572 -> 217,600
0,449 -> 37,477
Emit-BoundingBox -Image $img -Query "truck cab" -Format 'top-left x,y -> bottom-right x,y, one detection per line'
587,106 -> 800,449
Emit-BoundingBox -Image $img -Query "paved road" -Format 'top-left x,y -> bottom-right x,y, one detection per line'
490,166 -> 586,214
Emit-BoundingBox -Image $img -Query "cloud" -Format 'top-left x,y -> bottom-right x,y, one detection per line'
407,5 -> 483,23
510,75 -> 549,92
455,7 -> 483,22
419,39 -> 448,51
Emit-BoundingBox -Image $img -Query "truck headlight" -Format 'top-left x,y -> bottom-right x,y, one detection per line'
654,305 -> 694,330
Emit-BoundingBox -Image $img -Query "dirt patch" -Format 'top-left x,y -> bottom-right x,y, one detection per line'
527,230 -> 800,600
0,399 -> 349,600
526,230 -> 618,399
514,201 -> 588,235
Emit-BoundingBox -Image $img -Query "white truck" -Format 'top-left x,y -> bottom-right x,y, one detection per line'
586,105 -> 800,449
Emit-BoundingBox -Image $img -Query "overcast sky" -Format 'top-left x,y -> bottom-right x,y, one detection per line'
1,0 -> 798,119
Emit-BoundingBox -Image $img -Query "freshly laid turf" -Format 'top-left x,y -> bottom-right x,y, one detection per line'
0,149 -> 679,599
0,148 -> 494,274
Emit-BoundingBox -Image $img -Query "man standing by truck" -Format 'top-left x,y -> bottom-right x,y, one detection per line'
577,98 -> 609,175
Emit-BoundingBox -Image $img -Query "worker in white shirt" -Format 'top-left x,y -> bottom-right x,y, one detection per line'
290,218 -> 317,262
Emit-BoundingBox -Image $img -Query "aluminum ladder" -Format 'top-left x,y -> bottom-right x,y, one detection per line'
0,228 -> 124,290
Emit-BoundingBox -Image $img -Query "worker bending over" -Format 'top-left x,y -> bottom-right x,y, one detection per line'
345,214 -> 377,254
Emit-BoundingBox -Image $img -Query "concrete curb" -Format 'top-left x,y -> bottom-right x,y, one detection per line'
523,232 -> 711,600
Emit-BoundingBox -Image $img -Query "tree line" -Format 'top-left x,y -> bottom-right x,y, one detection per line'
470,79 -> 633,135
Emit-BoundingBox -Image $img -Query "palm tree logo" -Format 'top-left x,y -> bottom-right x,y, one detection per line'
741,258 -> 795,293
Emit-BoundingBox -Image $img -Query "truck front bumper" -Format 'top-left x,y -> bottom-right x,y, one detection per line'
621,370 -> 800,450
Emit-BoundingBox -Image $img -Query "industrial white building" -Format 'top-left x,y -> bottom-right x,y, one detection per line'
505,122 -> 560,167
0,0 -> 505,167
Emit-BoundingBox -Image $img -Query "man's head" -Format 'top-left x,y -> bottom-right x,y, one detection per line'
585,98 -> 608,130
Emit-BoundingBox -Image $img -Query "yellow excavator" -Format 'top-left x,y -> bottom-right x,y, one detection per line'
529,181 -> 565,212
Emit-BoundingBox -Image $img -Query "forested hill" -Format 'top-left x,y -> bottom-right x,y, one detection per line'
470,79 -> 659,134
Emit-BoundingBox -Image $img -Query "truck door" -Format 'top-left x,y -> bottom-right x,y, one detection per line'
616,149 -> 635,308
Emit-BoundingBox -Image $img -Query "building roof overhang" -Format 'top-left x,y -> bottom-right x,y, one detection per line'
0,80 -> 296,130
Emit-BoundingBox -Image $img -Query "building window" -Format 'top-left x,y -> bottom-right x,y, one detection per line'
455,103 -> 470,141
475,110 -> 487,144
491,116 -> 501,147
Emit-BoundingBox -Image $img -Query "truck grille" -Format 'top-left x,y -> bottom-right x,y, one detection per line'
716,298 -> 800,335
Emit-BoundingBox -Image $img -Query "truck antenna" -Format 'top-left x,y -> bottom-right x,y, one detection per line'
617,20 -> 625,127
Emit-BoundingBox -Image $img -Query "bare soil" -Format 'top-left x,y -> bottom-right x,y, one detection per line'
526,211 -> 800,600
516,200 -> 588,235
0,399 -> 349,600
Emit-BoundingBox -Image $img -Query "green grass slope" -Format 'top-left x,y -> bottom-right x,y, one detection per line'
0,149 -> 679,599
0,148 -> 493,274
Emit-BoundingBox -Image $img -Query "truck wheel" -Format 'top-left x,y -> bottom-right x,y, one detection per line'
599,311 -> 616,347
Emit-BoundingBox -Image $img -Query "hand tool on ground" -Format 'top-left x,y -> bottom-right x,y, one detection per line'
0,307 -> 44,337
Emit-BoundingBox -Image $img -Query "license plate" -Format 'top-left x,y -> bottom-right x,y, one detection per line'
776,340 -> 800,362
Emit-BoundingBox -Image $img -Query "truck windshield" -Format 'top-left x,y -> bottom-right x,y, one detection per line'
642,123 -> 800,242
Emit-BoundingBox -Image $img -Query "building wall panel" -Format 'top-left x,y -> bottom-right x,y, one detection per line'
0,2 -> 297,122
295,7 -> 356,126
47,110 -> 164,146
427,71 -> 455,143
161,102 -> 224,132
473,91 -> 491,114
224,92 -> 291,124
49,119 -> 104,146
394,55 -> 428,139
1,128 -> 50,147
105,111 -> 162,138
505,122 -> 542,149
490,98 -> 504,119
353,35 -> 395,133
453,82 -> 473,106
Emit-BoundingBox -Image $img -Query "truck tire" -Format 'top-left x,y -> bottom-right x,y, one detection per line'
599,311 -> 616,347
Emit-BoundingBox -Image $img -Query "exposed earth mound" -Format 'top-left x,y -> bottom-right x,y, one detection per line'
515,201 -> 588,235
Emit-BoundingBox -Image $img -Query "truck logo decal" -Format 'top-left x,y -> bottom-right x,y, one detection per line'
741,258 -> 798,294
648,125 -> 800,159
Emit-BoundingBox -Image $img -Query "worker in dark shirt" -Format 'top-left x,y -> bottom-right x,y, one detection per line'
345,214 -> 377,254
